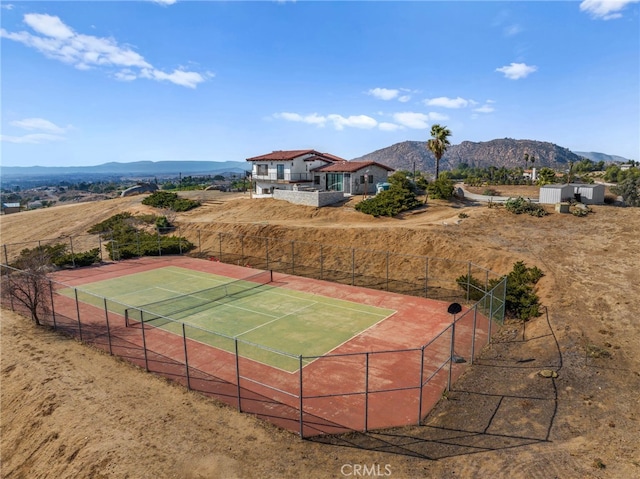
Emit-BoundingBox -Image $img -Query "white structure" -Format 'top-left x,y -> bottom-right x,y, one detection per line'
246,150 -> 393,200
539,184 -> 574,204
571,184 -> 605,205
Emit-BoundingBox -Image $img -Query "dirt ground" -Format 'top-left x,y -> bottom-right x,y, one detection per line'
1,189 -> 639,478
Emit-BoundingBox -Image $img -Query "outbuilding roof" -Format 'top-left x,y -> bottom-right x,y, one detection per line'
314,161 -> 395,173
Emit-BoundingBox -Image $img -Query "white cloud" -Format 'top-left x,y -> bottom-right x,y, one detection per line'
398,95 -> 411,103
427,112 -> 449,121
274,112 -> 377,130
367,88 -> 399,101
10,118 -> 69,134
504,24 -> 523,36
1,4 -> 14,10
473,105 -> 495,113
580,0 -> 639,20
327,114 -> 377,130
378,122 -> 403,131
1,13 -> 208,88
1,133 -> 66,144
495,62 -> 537,80
392,112 -> 429,129
274,112 -> 327,126
151,0 -> 178,5
424,96 -> 469,108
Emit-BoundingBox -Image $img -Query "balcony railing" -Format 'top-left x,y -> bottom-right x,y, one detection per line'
253,172 -> 313,183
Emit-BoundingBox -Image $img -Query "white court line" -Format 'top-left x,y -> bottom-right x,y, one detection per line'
234,301 -> 319,338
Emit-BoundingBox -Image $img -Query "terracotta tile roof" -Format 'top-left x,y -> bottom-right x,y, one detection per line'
246,150 -> 320,161
314,161 -> 395,173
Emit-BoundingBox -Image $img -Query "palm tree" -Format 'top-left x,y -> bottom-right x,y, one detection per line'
427,124 -> 452,180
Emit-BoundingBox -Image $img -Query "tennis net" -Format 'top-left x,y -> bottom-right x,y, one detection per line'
124,269 -> 273,327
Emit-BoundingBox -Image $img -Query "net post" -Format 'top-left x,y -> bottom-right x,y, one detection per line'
104,298 -> 113,355
235,338 -> 242,412
364,352 -> 369,432
124,308 -> 130,327
448,321 -> 455,391
140,310 -> 149,372
418,345 -> 425,425
74,289 -> 83,341
49,280 -> 57,330
183,323 -> 191,390
299,355 -> 304,439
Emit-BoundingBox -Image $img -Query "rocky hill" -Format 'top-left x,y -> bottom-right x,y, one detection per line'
352,138 -> 582,175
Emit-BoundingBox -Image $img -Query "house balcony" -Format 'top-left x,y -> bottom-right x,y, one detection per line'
253,173 -> 313,183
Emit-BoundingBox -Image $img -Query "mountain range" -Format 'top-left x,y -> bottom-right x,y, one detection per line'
1,140 -> 632,179
353,139 -> 631,174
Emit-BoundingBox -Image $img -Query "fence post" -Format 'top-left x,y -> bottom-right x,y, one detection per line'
241,235 -> 245,264
235,339 -> 242,412
466,262 -> 472,301
183,323 -> 191,390
386,252 -> 390,291
418,346 -> 425,425
3,244 -> 8,265
351,248 -> 355,286
299,355 -> 304,439
137,230 -> 141,257
487,290 -> 494,344
198,229 -> 201,256
178,227 -> 183,255
74,289 -> 83,341
320,245 -> 324,280
364,352 -> 369,432
218,232 -> 223,261
424,257 -> 429,298
140,310 -> 149,372
98,236 -> 103,262
69,237 -> 76,268
49,280 -> 57,329
447,322 -> 455,391
291,241 -> 295,274
471,305 -> 477,364
104,298 -> 113,355
157,228 -> 162,256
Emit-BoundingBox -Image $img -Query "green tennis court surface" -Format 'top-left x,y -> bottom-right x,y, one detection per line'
60,266 -> 396,372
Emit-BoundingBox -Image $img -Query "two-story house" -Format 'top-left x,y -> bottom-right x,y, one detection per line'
246,149 -> 393,197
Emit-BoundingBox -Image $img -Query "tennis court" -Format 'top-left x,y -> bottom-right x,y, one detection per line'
60,266 -> 396,372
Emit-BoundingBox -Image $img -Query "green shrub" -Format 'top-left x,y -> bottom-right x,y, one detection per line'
504,197 -> 548,217
355,183 -> 422,217
142,191 -> 200,212
87,212 -> 133,234
427,177 -> 455,200
483,188 -> 499,196
456,274 -> 486,301
457,261 -> 544,320
12,244 -> 100,268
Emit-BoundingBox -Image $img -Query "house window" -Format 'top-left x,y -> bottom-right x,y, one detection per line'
277,164 -> 285,180
256,164 -> 268,176
314,176 -> 320,185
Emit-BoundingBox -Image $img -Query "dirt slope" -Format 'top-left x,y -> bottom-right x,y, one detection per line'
2,190 -> 639,478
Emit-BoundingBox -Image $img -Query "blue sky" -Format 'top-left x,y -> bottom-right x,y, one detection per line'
1,1 -> 639,167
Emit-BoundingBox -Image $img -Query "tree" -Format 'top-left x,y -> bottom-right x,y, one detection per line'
427,124 -> 451,180
611,175 -> 640,206
2,248 -> 54,325
536,167 -> 557,186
